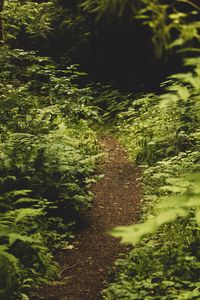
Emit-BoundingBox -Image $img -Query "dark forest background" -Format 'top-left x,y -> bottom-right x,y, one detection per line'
4,0 -> 185,92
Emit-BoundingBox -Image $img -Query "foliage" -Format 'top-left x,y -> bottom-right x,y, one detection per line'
2,0 -> 59,43
102,55 -> 200,299
2,0 -> 200,299
136,0 -> 200,57
0,186 -> 59,299
82,0 -> 200,58
112,172 -> 200,244
0,43 -> 100,299
91,84 -> 136,123
111,56 -> 200,244
102,237 -> 200,299
81,0 -> 136,17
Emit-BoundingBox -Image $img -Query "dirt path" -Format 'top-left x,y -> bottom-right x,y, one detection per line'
35,136 -> 141,300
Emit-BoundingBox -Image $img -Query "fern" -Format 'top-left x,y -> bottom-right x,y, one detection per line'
81,0 -> 132,16
0,246 -> 20,297
0,40 -> 100,298
112,57 -> 200,244
0,205 -> 57,298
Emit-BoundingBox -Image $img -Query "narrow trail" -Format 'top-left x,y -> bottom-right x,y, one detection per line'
36,136 -> 141,300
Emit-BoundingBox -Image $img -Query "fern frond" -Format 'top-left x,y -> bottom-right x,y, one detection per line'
7,208 -> 43,223
8,233 -> 40,246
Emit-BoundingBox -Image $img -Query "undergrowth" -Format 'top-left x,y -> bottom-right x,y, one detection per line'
102,57 -> 200,299
0,45 -> 101,300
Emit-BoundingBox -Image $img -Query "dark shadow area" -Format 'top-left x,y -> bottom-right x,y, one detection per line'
14,3 -> 183,93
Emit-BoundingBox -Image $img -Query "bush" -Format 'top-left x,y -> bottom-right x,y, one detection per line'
0,45 -> 100,299
103,57 -> 200,299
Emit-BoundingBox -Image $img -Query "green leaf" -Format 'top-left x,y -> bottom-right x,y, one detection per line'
111,219 -> 158,244
195,209 -> 200,225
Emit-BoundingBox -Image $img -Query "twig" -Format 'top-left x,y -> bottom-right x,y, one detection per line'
178,0 -> 200,11
59,263 -> 78,276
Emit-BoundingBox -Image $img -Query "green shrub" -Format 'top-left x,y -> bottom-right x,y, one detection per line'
0,45 -> 100,298
102,237 -> 200,300
103,57 -> 200,299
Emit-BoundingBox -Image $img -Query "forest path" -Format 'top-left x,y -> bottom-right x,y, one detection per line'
36,136 -> 141,300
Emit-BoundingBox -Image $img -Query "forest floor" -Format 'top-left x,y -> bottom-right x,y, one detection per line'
33,136 -> 141,300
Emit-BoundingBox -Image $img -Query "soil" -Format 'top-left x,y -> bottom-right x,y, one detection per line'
33,136 -> 141,300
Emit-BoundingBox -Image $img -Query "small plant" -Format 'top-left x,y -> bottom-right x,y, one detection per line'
0,43 -> 100,298
103,57 -> 200,299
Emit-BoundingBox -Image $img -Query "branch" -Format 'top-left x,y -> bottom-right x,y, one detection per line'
177,0 -> 200,11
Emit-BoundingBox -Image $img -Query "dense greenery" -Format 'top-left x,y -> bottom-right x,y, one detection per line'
101,57 -> 200,299
100,1 -> 200,298
0,43 -> 101,299
1,0 -> 200,299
